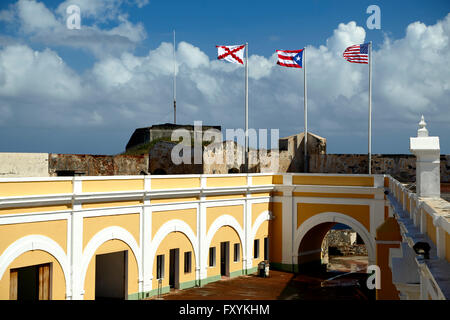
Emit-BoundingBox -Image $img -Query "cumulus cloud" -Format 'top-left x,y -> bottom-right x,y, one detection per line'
0,44 -> 82,100
1,0 -> 147,57
17,0 -> 59,33
374,16 -> 450,121
55,0 -> 149,21
55,0 -> 123,21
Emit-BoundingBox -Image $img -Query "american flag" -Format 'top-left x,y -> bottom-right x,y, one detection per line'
343,43 -> 369,64
276,49 -> 303,68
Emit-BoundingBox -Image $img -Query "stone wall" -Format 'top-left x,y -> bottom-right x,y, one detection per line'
202,132 -> 327,174
309,154 -> 450,183
203,141 -> 281,174
48,154 -> 149,176
0,153 -> 49,177
126,123 -> 222,151
321,229 -> 368,263
148,141 -> 203,175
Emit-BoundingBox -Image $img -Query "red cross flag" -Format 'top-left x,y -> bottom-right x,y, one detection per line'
216,44 -> 246,64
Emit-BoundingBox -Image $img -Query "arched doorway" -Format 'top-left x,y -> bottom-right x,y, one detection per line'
82,239 -> 140,300
297,222 -> 369,274
297,222 -> 335,273
80,226 -> 142,301
0,235 -> 69,300
293,212 -> 376,300
294,212 -> 376,267
152,231 -> 196,291
206,225 -> 243,280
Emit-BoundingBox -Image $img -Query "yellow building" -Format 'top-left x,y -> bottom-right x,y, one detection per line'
0,172 -> 448,300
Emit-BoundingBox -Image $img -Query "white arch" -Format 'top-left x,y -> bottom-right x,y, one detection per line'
250,210 -> 272,241
294,212 -> 376,265
79,226 -> 142,293
203,214 -> 245,270
0,235 -> 70,297
149,219 -> 199,272
205,214 -> 244,251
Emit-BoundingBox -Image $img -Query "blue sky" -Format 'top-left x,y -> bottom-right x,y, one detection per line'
0,0 -> 449,155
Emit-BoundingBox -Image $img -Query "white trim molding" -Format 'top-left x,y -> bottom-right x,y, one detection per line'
204,215 -> 245,272
148,219 -> 199,287
0,235 -> 70,299
293,212 -> 376,265
78,226 -> 142,299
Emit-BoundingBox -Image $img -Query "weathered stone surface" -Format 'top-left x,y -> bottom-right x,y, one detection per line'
126,123 -> 221,151
308,154 -> 450,183
0,153 -> 49,177
149,141 -> 203,175
4,127 -> 450,180
48,153 -> 149,176
321,229 -> 368,263
144,130 -> 450,182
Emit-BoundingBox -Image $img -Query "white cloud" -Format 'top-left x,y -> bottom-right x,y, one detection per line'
2,0 -> 147,58
326,21 -> 366,54
177,41 -> 210,69
106,15 -> 146,43
248,54 -> 275,80
92,56 -> 135,87
55,0 -> 150,20
55,0 -> 123,21
0,6 -> 16,23
17,0 -> 59,33
0,8 -> 449,153
0,44 -> 82,100
133,0 -> 149,9
374,14 -> 450,121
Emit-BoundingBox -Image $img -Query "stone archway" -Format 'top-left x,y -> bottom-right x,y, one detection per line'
294,212 -> 376,271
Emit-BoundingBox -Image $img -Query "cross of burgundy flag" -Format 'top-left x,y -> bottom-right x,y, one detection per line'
216,44 -> 246,64
276,49 -> 303,68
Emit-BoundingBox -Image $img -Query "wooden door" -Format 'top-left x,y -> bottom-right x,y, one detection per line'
9,270 -> 18,300
10,263 -> 50,300
38,264 -> 50,300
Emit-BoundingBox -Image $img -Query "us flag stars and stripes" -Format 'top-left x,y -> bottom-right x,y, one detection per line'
343,43 -> 369,64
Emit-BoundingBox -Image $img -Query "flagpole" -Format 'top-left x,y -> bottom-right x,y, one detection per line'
173,30 -> 177,124
303,47 -> 308,173
368,41 -> 372,175
245,42 -> 249,173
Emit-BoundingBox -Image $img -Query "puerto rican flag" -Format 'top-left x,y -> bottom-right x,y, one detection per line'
276,49 -> 303,68
216,44 -> 246,64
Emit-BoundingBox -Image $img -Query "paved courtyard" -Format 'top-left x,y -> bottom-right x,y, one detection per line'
148,256 -> 374,300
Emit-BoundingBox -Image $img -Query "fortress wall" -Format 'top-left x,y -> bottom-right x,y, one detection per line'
0,153 -> 49,177
48,153 -> 149,176
309,154 -> 450,182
